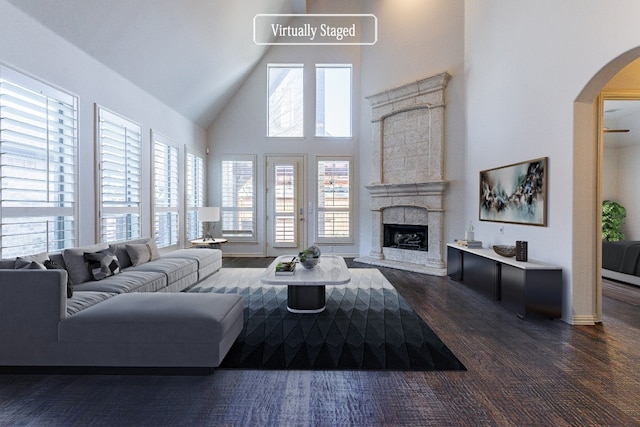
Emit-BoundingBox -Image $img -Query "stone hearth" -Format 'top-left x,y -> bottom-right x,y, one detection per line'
355,72 -> 450,275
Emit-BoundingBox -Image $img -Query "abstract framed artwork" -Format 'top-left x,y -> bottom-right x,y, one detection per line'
479,157 -> 547,226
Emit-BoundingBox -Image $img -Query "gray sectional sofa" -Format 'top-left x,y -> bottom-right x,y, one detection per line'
0,238 -> 243,370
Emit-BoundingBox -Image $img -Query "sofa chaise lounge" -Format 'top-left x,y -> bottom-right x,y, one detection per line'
0,238 -> 243,370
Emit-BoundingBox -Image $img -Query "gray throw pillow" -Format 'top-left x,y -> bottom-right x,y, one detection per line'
146,239 -> 161,260
17,252 -> 50,265
126,243 -> 152,266
15,259 -> 47,270
108,242 -> 133,269
84,249 -> 121,281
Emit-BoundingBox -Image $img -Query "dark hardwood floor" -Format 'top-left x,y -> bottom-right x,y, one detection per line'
1,258 -> 639,426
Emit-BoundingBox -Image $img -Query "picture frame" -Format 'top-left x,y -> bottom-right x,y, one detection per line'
479,157 -> 547,226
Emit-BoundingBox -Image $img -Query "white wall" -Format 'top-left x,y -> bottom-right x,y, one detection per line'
602,148 -> 621,203
208,0 -> 465,258
602,59 -> 640,241
465,0 -> 640,323
207,2 -> 362,256
0,0 -> 206,246
618,145 -> 640,240
604,145 -> 640,240
358,0 -> 466,256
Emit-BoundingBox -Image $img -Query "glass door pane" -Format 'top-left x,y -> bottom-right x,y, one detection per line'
266,155 -> 305,256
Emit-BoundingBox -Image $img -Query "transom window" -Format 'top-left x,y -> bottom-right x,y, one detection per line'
0,65 -> 77,257
316,65 -> 352,137
267,64 -> 303,137
267,63 -> 353,139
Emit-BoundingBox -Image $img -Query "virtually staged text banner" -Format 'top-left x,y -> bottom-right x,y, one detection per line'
254,14 -> 377,45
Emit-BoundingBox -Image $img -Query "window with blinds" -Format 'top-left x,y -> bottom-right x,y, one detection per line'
221,156 -> 256,240
96,106 -> 142,243
186,150 -> 204,241
316,158 -> 352,244
153,133 -> 179,248
0,65 -> 77,258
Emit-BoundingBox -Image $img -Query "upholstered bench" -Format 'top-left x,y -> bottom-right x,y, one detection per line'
58,292 -> 244,367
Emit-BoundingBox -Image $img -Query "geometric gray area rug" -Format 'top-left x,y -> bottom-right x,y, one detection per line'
190,268 -> 466,371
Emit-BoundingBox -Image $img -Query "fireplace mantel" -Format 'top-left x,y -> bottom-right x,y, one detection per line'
365,182 -> 447,197
356,72 -> 450,276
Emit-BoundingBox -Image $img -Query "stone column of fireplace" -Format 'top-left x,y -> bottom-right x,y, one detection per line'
369,209 -> 383,259
355,72 -> 450,276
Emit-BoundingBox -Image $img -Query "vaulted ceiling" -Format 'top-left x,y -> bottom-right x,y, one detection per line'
8,0 -> 306,128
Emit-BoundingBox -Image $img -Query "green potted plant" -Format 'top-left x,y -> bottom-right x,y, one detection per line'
602,200 -> 626,241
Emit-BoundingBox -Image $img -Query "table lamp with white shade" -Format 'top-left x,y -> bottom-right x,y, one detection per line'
198,207 -> 220,241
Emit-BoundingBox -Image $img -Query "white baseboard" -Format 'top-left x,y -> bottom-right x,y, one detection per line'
566,314 -> 599,325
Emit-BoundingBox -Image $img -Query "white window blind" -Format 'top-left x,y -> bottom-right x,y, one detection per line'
221,156 -> 256,240
274,163 -> 296,245
186,150 -> 204,241
268,64 -> 303,137
317,158 -> 352,244
316,65 -> 352,137
96,106 -> 142,243
0,65 -> 77,257
153,133 -> 179,248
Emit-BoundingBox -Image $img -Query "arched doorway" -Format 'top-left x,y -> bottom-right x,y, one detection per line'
574,46 -> 640,324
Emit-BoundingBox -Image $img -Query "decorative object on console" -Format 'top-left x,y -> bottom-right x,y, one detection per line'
198,206 -> 220,241
516,241 -> 528,262
298,244 -> 321,269
465,221 -> 475,241
493,245 -> 516,257
457,239 -> 483,248
479,157 -> 547,226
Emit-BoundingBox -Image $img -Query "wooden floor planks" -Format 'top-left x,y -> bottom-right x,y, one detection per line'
0,257 -> 638,426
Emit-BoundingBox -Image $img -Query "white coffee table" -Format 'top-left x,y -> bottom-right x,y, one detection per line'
261,255 -> 351,313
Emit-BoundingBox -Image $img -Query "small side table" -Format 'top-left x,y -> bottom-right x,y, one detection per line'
190,238 -> 228,249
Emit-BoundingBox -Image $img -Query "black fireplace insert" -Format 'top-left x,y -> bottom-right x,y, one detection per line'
383,224 -> 427,251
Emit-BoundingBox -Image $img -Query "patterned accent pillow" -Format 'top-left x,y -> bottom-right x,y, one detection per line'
16,252 -> 50,265
63,243 -> 110,286
84,250 -> 121,281
43,259 -> 74,298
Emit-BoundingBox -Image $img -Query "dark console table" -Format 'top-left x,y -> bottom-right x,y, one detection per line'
447,244 -> 562,319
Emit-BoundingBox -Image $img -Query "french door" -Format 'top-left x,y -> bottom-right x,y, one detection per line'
266,155 -> 306,256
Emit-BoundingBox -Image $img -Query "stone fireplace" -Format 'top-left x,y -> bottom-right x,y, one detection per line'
355,72 -> 450,275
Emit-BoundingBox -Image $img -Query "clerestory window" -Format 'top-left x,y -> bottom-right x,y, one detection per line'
267,64 -> 304,137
